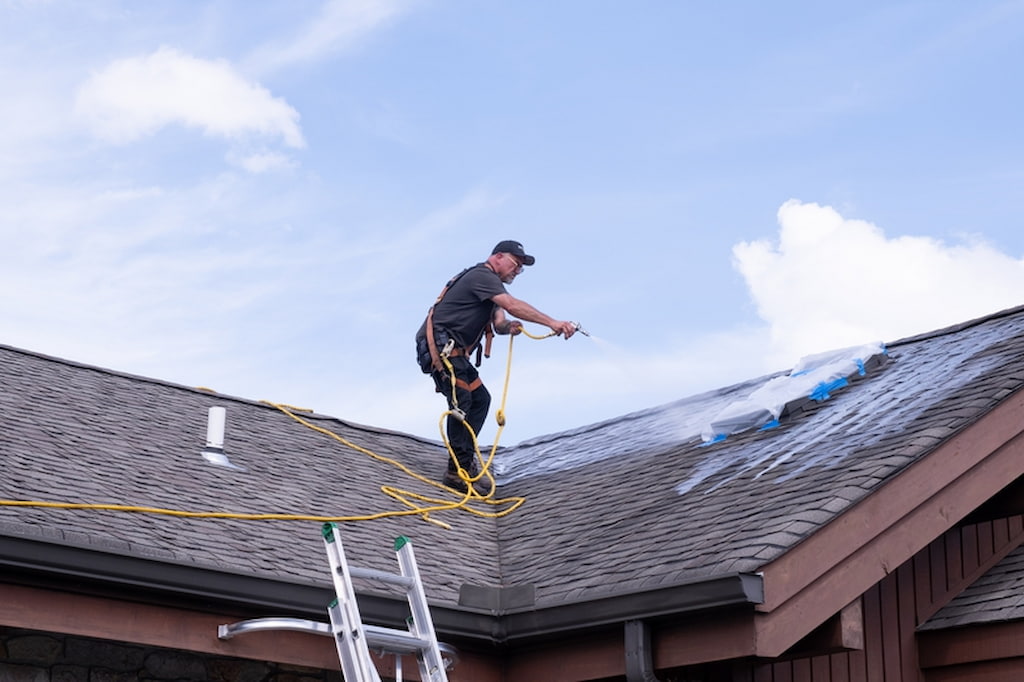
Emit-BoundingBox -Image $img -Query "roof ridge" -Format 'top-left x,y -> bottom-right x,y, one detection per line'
0,342 -> 440,446
888,303 -> 1024,348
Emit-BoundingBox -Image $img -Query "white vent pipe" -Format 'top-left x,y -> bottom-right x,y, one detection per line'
205,406 -> 226,452
201,406 -> 244,470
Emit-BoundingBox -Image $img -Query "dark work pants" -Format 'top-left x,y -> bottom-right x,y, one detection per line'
432,356 -> 491,474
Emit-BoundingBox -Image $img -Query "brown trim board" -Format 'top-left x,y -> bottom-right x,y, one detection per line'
751,388 -> 1024,657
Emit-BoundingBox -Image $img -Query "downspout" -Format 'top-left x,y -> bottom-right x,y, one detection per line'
624,620 -> 663,682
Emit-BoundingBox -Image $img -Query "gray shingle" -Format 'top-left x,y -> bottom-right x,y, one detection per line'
4,306 -> 1024,615
921,544 -> 1024,630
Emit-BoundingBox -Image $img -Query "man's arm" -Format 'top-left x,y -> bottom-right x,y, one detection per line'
492,292 -> 576,339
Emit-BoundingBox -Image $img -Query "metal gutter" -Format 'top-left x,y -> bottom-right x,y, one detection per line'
0,533 -> 763,646
497,573 -> 764,642
0,533 -> 331,617
0,532 -> 499,642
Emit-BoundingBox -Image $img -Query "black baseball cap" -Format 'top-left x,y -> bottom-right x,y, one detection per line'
492,240 -> 535,266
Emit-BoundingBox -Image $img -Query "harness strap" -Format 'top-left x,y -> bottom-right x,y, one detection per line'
425,267 -> 472,372
425,266 -> 496,369
425,307 -> 444,372
455,377 -> 483,392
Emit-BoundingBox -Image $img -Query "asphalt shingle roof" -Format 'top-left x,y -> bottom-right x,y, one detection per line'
0,350 -> 501,604
3,304 -> 1024,617
493,306 -> 1024,608
921,544 -> 1024,630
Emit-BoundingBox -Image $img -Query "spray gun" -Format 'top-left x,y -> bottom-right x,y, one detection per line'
572,322 -> 591,337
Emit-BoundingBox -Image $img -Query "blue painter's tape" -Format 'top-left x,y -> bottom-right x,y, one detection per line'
809,377 -> 849,402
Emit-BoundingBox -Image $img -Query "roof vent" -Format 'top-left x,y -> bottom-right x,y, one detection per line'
201,406 -> 245,470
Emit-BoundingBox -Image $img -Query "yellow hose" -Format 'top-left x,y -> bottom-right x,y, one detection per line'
0,327 -> 556,529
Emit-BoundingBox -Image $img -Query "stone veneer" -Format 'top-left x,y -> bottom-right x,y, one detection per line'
0,628 -> 343,682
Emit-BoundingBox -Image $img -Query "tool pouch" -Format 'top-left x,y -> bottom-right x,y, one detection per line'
416,336 -> 433,374
431,370 -> 450,394
417,331 -> 453,374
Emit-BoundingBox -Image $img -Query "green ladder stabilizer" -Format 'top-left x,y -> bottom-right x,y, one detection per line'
218,523 -> 455,682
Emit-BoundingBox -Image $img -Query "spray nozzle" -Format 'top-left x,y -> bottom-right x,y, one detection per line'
572,322 -> 591,337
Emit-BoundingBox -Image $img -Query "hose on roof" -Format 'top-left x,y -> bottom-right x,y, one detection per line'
0,328 -> 556,529
433,324 -> 560,502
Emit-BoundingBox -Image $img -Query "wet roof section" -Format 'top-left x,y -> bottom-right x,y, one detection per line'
494,307 -> 1024,609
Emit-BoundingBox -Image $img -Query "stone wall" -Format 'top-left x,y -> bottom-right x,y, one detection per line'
0,628 -> 344,682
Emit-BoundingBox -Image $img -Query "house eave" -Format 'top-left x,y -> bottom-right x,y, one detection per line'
498,573 -> 764,643
0,532 -> 331,617
0,531 -> 763,647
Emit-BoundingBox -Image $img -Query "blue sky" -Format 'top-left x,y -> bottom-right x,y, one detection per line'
3,0 -> 1024,447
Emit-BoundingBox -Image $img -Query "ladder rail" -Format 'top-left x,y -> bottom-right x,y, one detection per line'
323,524 -> 450,682
216,525 -> 454,682
324,525 -> 383,682
395,537 -> 448,682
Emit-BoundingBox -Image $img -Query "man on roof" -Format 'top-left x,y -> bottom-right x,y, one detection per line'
416,240 -> 578,493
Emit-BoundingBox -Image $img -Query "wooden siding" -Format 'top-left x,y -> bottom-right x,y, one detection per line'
919,621 -> 1024,681
658,516 -> 1024,682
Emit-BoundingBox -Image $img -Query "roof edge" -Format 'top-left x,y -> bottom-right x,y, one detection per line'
0,342 -> 439,445
0,533 -> 331,617
888,303 -> 1024,348
498,573 -> 764,642
0,532 -> 763,646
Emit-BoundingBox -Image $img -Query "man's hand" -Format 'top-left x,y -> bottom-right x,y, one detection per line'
552,321 -> 577,339
507,320 -> 523,335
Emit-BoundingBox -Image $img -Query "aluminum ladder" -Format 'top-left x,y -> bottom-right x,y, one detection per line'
218,523 -> 453,682
323,522 -> 449,682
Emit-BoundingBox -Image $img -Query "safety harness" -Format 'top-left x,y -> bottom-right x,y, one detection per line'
424,267 -> 495,393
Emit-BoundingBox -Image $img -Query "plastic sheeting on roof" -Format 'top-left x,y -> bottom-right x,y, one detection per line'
700,342 -> 887,444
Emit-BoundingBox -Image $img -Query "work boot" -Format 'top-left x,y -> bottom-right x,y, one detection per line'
442,469 -> 493,496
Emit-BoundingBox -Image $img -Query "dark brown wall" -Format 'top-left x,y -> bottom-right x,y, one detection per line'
6,516 -> 1024,682
660,516 -> 1024,682
918,619 -> 1024,681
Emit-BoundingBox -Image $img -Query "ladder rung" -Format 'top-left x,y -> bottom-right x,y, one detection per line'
349,566 -> 415,588
364,625 -> 432,654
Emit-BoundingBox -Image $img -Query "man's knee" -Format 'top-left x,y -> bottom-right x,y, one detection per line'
474,385 -> 491,412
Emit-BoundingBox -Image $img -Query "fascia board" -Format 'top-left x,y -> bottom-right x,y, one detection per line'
0,530 -> 762,646
752,388 -> 1024,657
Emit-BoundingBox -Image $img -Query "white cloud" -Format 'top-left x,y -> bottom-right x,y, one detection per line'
0,176 -> 327,381
733,200 -> 1024,367
74,46 -> 305,148
245,0 -> 413,74
228,149 -> 298,174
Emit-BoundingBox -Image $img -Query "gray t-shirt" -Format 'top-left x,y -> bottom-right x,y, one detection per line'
417,263 -> 506,350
